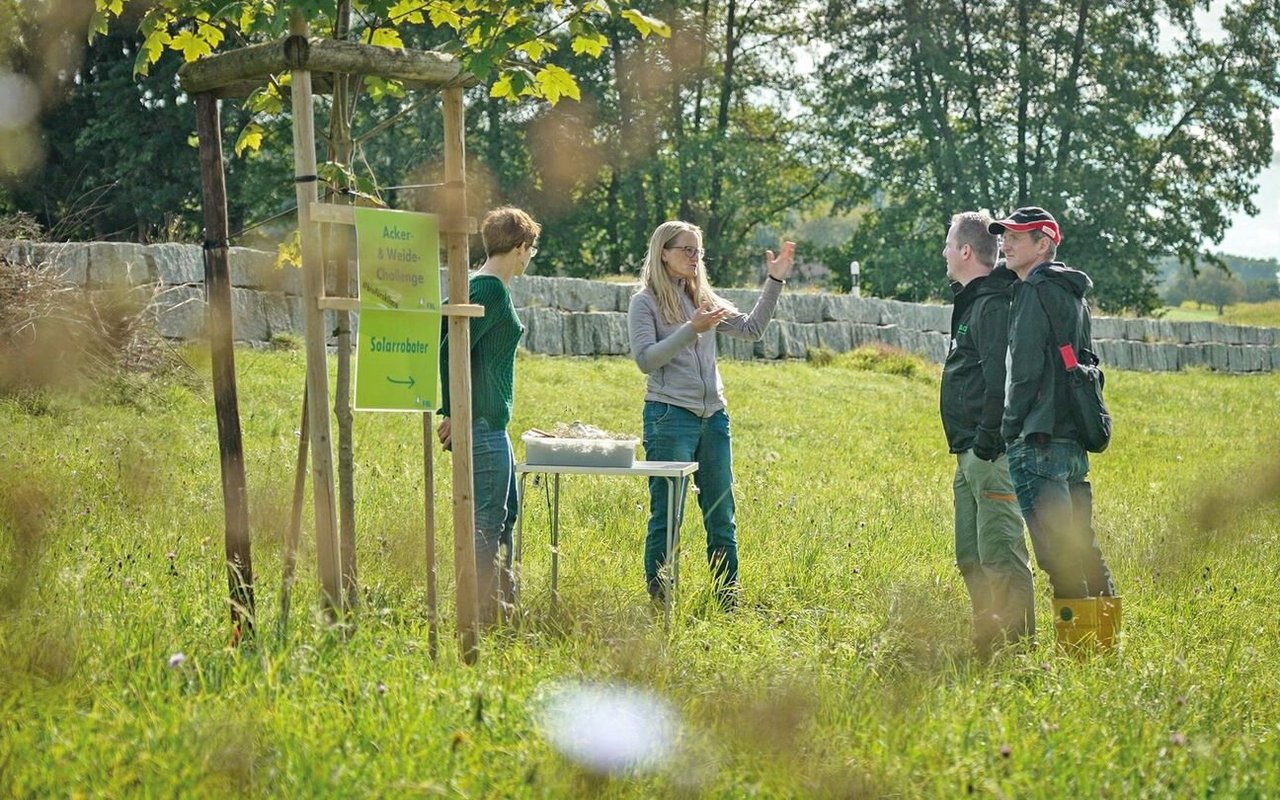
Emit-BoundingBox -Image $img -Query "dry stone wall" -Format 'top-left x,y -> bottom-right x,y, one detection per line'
5,239 -> 1277,372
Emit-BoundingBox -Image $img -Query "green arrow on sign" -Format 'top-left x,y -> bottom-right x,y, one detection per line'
387,376 -> 416,388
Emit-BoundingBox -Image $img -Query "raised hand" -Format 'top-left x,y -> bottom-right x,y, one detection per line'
765,240 -> 797,281
692,300 -> 732,333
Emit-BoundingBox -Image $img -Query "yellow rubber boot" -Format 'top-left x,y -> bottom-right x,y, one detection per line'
1053,596 -> 1121,654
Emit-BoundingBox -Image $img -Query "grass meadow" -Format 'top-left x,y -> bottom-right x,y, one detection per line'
1160,299 -> 1280,327
2,346 -> 1280,798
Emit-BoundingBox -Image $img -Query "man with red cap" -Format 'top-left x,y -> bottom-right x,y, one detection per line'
991,206 -> 1120,651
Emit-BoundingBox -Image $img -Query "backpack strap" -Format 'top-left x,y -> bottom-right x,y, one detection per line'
1031,282 -> 1079,371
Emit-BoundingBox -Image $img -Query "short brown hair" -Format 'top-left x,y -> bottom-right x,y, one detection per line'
949,211 -> 998,267
1028,229 -> 1058,259
481,207 -> 541,256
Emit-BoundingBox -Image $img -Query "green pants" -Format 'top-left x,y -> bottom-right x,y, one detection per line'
953,450 -> 1036,650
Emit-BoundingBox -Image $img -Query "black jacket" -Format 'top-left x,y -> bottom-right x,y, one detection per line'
1002,262 -> 1095,443
940,266 -> 1017,454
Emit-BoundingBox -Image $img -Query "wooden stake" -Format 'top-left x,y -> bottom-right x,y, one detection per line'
442,86 -> 480,662
289,13 -> 344,618
280,387 -> 309,634
423,412 -> 438,660
195,92 -> 255,641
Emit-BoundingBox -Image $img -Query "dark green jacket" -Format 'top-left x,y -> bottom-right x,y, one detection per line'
439,274 -> 524,428
1002,262 -> 1095,443
940,266 -> 1017,454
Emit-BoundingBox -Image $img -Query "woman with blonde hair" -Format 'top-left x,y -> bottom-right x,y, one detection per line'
628,220 -> 795,609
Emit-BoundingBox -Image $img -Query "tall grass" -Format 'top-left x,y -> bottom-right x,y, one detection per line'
2,348 -> 1278,797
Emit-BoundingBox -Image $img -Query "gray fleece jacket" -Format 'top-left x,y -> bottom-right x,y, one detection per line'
628,277 -> 784,417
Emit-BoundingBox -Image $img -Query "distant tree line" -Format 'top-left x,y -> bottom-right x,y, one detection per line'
2,0 -> 1278,313
1161,254 -> 1280,314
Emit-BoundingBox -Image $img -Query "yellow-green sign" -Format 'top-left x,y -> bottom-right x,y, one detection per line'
353,208 -> 441,412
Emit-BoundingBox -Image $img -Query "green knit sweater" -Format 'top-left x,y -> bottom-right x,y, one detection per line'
439,274 -> 524,428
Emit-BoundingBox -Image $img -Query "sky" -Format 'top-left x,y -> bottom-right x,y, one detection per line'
1214,109 -> 1280,262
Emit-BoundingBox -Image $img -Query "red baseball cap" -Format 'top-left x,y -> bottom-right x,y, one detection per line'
988,206 -> 1062,246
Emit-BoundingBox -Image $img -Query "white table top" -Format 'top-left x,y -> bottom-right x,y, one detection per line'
516,460 -> 698,478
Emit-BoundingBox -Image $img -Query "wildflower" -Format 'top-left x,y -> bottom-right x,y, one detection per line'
167,652 -> 186,668
1171,732 -> 1187,747
999,744 -> 1012,758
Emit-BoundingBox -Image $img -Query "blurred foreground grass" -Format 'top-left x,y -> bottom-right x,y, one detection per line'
2,347 -> 1279,797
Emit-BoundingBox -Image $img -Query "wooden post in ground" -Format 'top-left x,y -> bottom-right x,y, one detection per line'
442,86 -> 480,662
423,412 -> 438,660
280,389 -> 309,634
194,92 -> 255,641
288,13 -> 344,618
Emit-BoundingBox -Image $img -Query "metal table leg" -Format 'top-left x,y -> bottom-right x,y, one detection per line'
663,475 -> 688,630
551,473 -> 561,607
514,472 -> 528,602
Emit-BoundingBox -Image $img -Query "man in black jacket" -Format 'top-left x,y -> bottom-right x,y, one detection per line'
940,211 -> 1034,656
993,207 -> 1119,650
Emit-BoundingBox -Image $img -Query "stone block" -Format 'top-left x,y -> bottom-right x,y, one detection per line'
230,287 -> 269,342
154,285 -> 207,339
151,242 -> 204,285
822,295 -> 882,324
911,304 -> 951,334
228,247 -> 277,289
775,293 -> 825,323
813,321 -> 853,353
42,243 -> 90,285
1225,324 -> 1248,346
564,312 -> 629,355
718,288 -> 761,315
1207,342 -> 1229,371
262,291 -> 295,337
552,277 -> 629,312
265,262 -> 304,296
1094,340 -> 1120,367
1188,321 -> 1216,344
1147,343 -> 1179,372
1091,316 -> 1123,341
716,333 -> 755,360
87,242 -> 153,287
518,306 -> 564,355
510,275 -> 558,308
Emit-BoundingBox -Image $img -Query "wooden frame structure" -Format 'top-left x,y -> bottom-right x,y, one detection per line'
182,17 -> 484,659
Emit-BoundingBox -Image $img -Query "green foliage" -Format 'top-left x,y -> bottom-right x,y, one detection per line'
2,351 -> 1280,795
0,26 -> 292,242
816,0 -> 1280,313
99,0 -> 667,110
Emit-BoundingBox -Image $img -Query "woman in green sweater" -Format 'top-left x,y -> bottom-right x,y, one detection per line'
437,207 -> 541,625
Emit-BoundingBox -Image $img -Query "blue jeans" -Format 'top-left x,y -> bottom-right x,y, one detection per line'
1007,439 -> 1115,599
472,419 -> 517,622
642,402 -> 737,594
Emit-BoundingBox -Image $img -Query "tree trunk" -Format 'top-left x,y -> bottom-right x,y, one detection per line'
329,0 -> 359,615
1015,1 -> 1030,204
1051,0 -> 1090,193
707,0 -> 738,279
958,0 -> 994,205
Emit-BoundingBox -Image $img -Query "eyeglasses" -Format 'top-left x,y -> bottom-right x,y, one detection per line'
664,245 -> 704,259
528,244 -> 539,257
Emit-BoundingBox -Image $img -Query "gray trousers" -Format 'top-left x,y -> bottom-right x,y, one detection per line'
953,450 -> 1036,650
